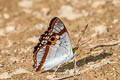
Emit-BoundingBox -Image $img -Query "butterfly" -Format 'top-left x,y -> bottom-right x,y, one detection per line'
33,17 -> 78,75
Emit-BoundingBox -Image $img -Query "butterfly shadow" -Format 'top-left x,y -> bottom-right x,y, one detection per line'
59,51 -> 113,72
41,51 -> 112,73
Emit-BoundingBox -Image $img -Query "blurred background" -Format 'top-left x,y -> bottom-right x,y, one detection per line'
0,0 -> 120,80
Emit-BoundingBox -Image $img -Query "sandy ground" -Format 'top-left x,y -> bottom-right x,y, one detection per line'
0,0 -> 120,80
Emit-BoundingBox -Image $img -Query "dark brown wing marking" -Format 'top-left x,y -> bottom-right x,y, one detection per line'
36,46 -> 50,71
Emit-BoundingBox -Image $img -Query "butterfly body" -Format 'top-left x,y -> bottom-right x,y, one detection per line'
33,17 -> 74,71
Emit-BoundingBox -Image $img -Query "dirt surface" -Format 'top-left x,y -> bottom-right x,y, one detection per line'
0,0 -> 120,80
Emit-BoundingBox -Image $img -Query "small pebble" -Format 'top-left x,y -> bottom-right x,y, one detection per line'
59,5 -> 81,20
10,57 -> 19,63
112,0 -> 120,6
3,13 -> 10,19
12,68 -> 31,75
0,72 -> 11,79
1,50 -> 9,54
35,24 -> 43,30
41,8 -> 50,15
0,64 -> 4,67
0,28 -> 5,36
92,1 -> 106,8
112,18 -> 119,24
5,26 -> 15,33
22,9 -> 32,14
27,36 -> 39,43
7,40 -> 13,47
93,25 -> 107,35
18,0 -> 33,8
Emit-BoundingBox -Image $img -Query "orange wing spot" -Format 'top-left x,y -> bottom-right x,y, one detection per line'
48,35 -> 57,45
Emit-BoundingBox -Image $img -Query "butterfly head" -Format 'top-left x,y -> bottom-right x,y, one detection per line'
72,47 -> 79,55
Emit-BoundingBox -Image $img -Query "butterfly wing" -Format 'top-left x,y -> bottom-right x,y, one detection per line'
33,17 -> 73,71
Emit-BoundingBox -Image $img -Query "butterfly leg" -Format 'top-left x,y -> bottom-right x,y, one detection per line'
53,64 -> 61,77
73,55 -> 77,76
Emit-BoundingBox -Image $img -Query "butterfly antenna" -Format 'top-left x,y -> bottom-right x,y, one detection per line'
76,24 -> 88,49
